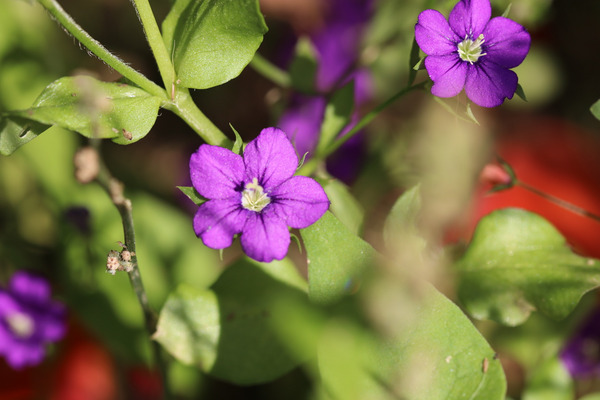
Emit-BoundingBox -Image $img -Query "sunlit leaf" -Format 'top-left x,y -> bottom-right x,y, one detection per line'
289,37 -> 318,93
162,0 -> 267,89
590,99 -> 600,121
456,208 -> 600,326
155,258 -> 308,385
319,178 -> 364,235
302,211 -> 375,304
0,76 -> 161,154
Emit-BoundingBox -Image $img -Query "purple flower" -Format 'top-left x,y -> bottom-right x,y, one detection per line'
0,271 -> 66,370
190,127 -> 330,262
415,0 -> 531,107
560,308 -> 600,377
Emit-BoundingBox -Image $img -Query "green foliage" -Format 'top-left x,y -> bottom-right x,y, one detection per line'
456,208 -> 600,326
522,356 -> 574,400
177,186 -> 207,206
302,211 -> 376,304
0,76 -> 161,154
317,81 -> 355,154
319,178 -> 365,235
289,37 -> 318,93
591,98 -> 600,121
162,0 -> 267,89
155,258 -> 308,385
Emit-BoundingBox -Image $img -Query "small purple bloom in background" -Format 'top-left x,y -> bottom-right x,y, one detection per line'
415,0 -> 531,107
190,127 -> 329,262
561,308 -> 600,377
0,271 -> 66,370
278,0 -> 374,183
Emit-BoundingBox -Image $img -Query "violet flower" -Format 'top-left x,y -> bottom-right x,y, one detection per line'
190,127 -> 330,262
415,0 -> 531,107
560,308 -> 600,378
278,0 -> 373,183
0,271 -> 66,370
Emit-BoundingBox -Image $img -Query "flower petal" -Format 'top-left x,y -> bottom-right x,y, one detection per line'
9,272 -> 50,305
464,61 -> 518,107
243,127 -> 299,190
449,0 -> 491,38
190,145 -> 244,200
6,342 -> 44,370
240,212 -> 290,262
483,17 -> 531,68
193,198 -> 247,249
269,176 -> 329,229
425,54 -> 467,98
37,302 -> 67,341
278,95 -> 326,158
415,9 -> 459,56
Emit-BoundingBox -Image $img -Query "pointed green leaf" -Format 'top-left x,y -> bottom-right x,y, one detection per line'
155,258 -> 308,385
0,76 -> 161,154
407,36 -> 421,85
229,124 -> 244,155
590,99 -> 600,121
289,37 -> 318,93
515,83 -> 528,102
177,186 -> 207,206
302,211 -> 375,304
456,208 -> 600,326
162,0 -> 268,89
316,81 -> 355,154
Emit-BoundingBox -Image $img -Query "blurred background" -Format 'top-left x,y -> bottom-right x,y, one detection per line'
1,0 -> 600,398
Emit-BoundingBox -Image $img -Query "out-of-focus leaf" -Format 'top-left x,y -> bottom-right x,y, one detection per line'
590,99 -> 600,121
383,185 -> 422,245
302,211 -> 375,304
456,208 -> 600,326
317,281 -> 506,400
319,178 -> 364,235
0,76 -> 161,154
522,356 -> 573,400
317,81 -> 355,153
155,258 -> 308,385
289,37 -> 318,93
162,0 -> 267,89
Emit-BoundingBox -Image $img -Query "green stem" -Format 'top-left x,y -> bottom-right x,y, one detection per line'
250,53 -> 291,88
298,81 -> 426,176
37,0 -> 166,99
131,0 -> 176,95
164,88 -> 232,147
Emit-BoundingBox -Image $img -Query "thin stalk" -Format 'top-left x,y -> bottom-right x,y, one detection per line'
517,180 -> 600,223
37,0 -> 166,99
250,53 -> 292,88
130,0 -> 176,95
92,149 -> 171,400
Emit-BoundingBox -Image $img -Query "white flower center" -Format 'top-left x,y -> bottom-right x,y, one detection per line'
241,178 -> 270,212
5,312 -> 35,339
457,34 -> 486,64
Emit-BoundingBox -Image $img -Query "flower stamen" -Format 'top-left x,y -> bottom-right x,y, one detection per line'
242,178 -> 271,212
457,34 -> 486,64
5,312 -> 35,339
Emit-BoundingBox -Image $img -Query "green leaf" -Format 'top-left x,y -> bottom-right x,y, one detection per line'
229,124 -> 244,155
177,186 -> 207,206
316,81 -> 355,154
501,3 -> 513,18
515,83 -> 528,102
522,356 -> 573,400
456,208 -> 600,326
155,258 -> 308,385
302,211 -> 375,304
289,37 -> 318,93
383,185 -> 427,257
319,178 -> 364,235
163,0 -> 268,89
317,282 -> 506,400
0,76 -> 161,154
590,99 -> 600,121
407,36 -> 421,85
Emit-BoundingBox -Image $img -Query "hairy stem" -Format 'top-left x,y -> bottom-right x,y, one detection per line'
37,0 -> 166,99
130,0 -> 176,95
